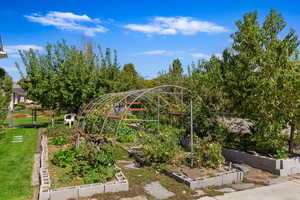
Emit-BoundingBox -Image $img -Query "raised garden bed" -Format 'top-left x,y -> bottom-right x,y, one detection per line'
123,145 -> 244,189
222,148 -> 300,176
162,165 -> 243,189
39,135 -> 129,200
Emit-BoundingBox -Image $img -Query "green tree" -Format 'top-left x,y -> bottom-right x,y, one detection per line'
121,63 -> 144,90
18,41 -> 115,113
211,9 -> 300,154
0,68 -> 12,131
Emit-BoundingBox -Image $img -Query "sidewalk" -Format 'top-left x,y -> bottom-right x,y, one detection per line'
206,180 -> 300,200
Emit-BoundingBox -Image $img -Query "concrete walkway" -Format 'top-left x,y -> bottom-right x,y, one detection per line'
209,180 -> 300,200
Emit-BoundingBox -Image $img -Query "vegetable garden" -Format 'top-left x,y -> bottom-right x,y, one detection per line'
74,85 -> 232,186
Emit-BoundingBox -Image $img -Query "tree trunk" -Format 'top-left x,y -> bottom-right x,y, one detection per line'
288,120 -> 295,154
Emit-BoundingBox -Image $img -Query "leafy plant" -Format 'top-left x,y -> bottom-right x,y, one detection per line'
116,123 -> 137,143
49,136 -> 69,146
139,128 -> 181,164
52,150 -> 76,168
191,136 -> 225,169
274,149 -> 289,159
52,143 -> 117,184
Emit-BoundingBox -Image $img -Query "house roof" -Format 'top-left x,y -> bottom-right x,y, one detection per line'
13,83 -> 26,96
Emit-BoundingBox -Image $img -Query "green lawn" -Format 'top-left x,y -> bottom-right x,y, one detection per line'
4,109 -> 60,128
0,128 -> 38,200
6,116 -> 51,128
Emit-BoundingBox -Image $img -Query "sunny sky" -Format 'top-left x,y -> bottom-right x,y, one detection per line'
1,0 -> 300,81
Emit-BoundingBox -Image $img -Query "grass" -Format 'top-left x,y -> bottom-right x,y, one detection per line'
4,109 -> 64,128
84,166 -> 194,200
0,128 -> 38,200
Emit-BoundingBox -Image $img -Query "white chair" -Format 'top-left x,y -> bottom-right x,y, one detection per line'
64,113 -> 76,127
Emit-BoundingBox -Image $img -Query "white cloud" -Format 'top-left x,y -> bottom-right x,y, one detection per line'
190,53 -> 210,59
191,52 -> 222,60
5,45 -> 43,58
124,16 -> 228,35
135,50 -> 168,55
25,11 -> 107,37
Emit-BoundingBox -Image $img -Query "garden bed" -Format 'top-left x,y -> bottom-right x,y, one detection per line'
39,135 -> 129,200
222,148 -> 300,176
123,145 -> 244,189
162,164 -> 243,189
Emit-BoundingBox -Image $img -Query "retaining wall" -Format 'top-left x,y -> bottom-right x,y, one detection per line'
39,135 -> 129,200
163,168 -> 243,189
222,148 -> 300,176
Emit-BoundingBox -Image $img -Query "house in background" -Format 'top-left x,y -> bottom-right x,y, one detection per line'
9,83 -> 32,110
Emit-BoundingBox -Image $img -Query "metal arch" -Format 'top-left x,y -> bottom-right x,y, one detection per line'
80,85 -> 207,136
114,85 -> 188,135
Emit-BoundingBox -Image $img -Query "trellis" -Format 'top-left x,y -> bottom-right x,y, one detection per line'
78,85 -> 196,166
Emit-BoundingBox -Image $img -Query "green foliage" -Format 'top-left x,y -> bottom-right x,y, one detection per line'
274,149 -> 289,159
18,41 -> 145,113
0,68 -> 12,132
46,124 -> 74,137
189,9 -> 300,154
52,150 -> 76,168
14,102 -> 28,111
191,136 -> 225,169
49,136 -> 69,146
117,123 -> 137,143
139,128 -> 181,164
52,143 -> 117,184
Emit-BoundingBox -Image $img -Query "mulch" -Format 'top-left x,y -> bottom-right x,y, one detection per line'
12,114 -> 29,118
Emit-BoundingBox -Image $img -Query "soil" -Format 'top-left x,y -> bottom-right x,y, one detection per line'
167,165 -> 227,179
241,164 -> 277,184
12,114 -> 29,118
40,113 -> 53,117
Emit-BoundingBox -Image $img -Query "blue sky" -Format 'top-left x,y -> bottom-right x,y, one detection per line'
1,0 -> 300,81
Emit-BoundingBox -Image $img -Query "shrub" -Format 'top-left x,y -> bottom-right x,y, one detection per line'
139,128 -> 181,164
14,102 -> 27,111
52,150 -> 76,168
52,144 -> 117,184
191,136 -> 225,169
49,136 -> 69,146
116,123 -> 137,143
46,125 -> 74,137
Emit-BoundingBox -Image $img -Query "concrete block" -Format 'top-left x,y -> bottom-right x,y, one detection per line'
105,181 -> 129,193
78,183 -> 104,198
50,186 -> 78,200
39,189 -> 50,200
223,148 -> 300,176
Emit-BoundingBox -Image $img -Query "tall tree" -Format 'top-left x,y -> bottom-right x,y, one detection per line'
18,41 -> 116,113
121,63 -> 144,90
212,9 -> 300,154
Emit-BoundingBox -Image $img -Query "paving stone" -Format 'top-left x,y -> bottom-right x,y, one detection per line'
192,189 -> 205,196
31,153 -> 40,186
216,187 -> 236,193
144,181 -> 174,200
120,196 -> 148,200
118,160 -> 133,164
291,174 -> 300,179
232,164 -> 250,173
263,177 -> 288,185
197,196 -> 216,200
231,183 -> 255,191
123,163 -> 139,169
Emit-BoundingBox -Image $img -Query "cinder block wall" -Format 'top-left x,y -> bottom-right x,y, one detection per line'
222,148 -> 300,176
